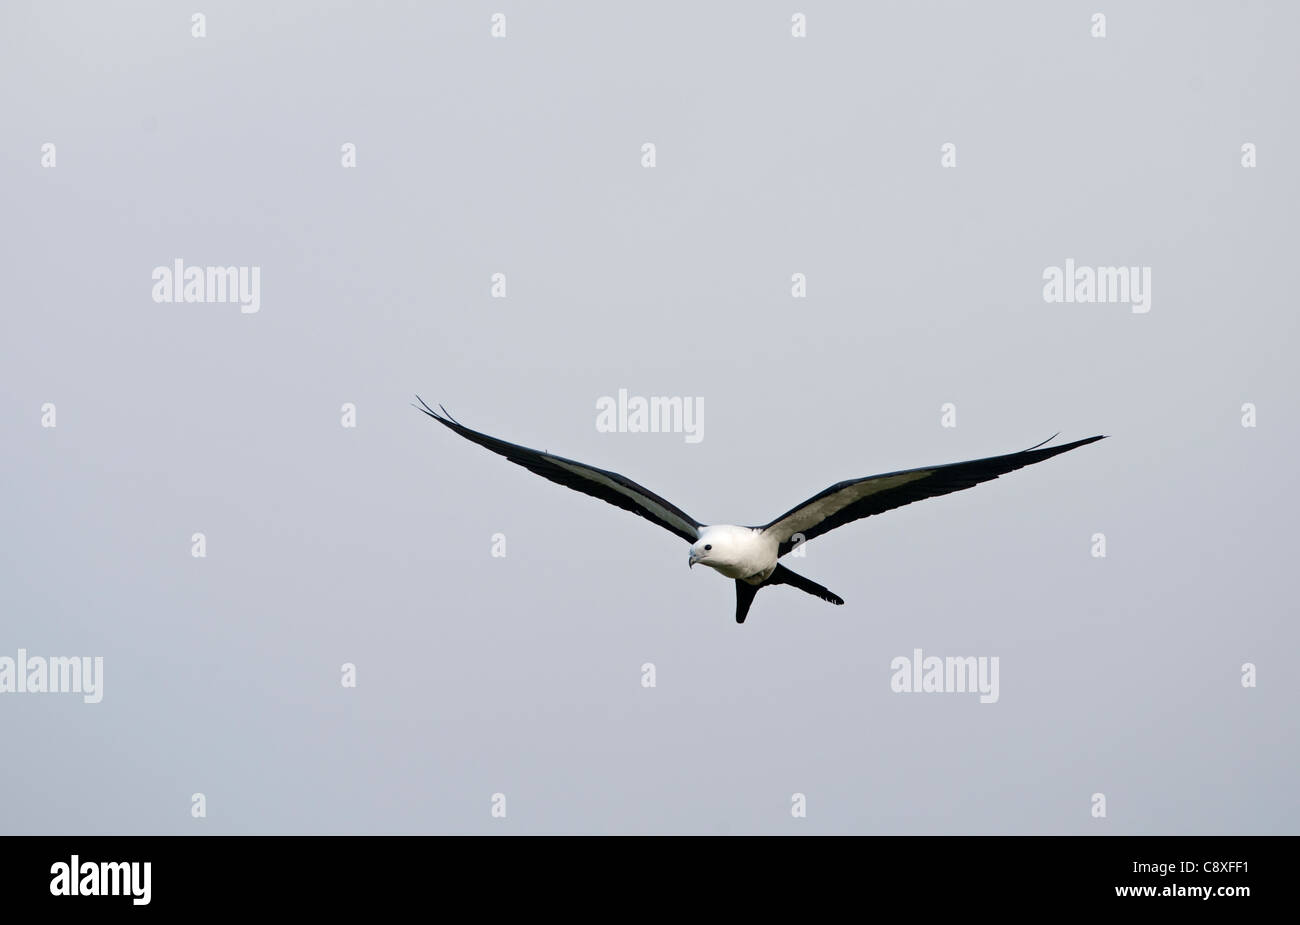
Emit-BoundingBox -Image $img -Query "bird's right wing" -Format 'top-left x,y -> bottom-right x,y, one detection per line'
415,398 -> 703,543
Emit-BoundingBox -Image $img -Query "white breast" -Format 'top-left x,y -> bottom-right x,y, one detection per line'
700,524 -> 779,581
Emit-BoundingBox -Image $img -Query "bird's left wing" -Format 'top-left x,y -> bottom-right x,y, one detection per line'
760,434 -> 1105,557
415,398 -> 703,543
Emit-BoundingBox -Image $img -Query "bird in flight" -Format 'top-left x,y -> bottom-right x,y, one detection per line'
414,398 -> 1104,623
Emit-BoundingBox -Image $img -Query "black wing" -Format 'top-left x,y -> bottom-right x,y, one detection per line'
761,435 -> 1105,557
414,398 -> 703,543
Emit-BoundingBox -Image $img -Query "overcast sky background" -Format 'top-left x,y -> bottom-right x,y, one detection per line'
2,1 -> 1296,834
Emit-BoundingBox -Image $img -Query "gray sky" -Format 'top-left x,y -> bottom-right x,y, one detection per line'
1,1 -> 1296,834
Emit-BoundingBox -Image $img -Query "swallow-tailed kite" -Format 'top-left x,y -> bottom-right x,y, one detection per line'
414,398 -> 1104,623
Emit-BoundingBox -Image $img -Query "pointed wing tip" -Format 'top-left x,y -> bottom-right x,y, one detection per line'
413,396 -> 459,427
1029,432 -> 1108,451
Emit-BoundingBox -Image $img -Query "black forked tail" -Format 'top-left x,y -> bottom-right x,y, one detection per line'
734,564 -> 846,623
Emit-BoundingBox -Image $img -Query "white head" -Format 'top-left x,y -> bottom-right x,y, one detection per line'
687,525 -> 751,573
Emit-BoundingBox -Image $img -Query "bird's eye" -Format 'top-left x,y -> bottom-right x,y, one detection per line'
704,544 -> 712,551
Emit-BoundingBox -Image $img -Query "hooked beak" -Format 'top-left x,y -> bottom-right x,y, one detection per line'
688,552 -> 700,569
